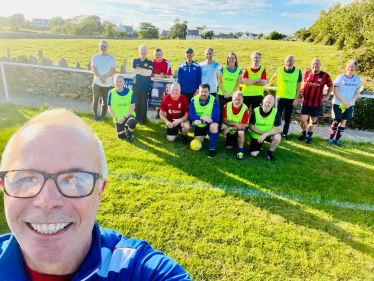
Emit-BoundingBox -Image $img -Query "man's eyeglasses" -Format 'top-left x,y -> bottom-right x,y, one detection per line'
100,45 -> 108,49
0,170 -> 102,198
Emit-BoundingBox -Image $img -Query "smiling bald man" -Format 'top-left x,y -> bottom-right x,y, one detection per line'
0,109 -> 191,281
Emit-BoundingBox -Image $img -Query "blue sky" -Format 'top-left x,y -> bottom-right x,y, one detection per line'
0,0 -> 353,35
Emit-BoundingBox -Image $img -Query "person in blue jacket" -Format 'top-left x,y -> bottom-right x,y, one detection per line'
0,109 -> 191,281
177,48 -> 201,103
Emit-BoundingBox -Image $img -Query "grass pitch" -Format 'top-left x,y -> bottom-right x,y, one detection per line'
1,104 -> 374,280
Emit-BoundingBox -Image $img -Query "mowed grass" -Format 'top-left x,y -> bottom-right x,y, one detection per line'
0,39 -> 343,79
1,104 -> 374,280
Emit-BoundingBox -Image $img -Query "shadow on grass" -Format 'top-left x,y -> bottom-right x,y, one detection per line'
128,121 -> 374,257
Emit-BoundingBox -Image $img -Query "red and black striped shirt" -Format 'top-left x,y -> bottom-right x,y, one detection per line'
302,70 -> 333,106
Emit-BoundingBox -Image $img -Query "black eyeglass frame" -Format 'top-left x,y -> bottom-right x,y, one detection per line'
0,170 -> 102,199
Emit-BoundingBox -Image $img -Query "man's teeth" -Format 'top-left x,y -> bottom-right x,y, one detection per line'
30,223 -> 70,234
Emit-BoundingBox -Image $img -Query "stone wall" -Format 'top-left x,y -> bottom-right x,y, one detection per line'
1,64 -> 94,102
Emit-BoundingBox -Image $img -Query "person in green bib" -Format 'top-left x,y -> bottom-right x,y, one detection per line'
222,91 -> 249,160
189,83 -> 220,158
241,51 -> 267,112
266,55 -> 302,140
217,52 -> 243,132
107,74 -> 137,142
249,95 -> 282,161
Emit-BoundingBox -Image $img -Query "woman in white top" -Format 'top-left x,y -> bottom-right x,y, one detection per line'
328,59 -> 361,146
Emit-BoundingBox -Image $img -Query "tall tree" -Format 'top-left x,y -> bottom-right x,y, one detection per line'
169,18 -> 188,39
196,25 -> 206,34
48,16 -> 65,27
257,33 -> 264,39
8,14 -> 25,26
138,22 -> 159,39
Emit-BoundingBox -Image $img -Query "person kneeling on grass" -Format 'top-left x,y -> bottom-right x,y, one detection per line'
222,91 -> 249,160
249,95 -> 282,161
108,74 -> 137,142
159,82 -> 190,144
189,83 -> 220,158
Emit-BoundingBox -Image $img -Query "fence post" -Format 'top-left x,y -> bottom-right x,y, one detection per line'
0,63 -> 9,103
6,47 -> 10,59
38,50 -> 43,61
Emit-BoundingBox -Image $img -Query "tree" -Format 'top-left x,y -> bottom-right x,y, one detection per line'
235,32 -> 243,38
265,31 -> 287,40
169,18 -> 188,39
138,22 -> 159,39
48,16 -> 65,27
202,30 -> 214,39
103,21 -> 117,37
8,14 -> 25,27
196,25 -> 206,34
257,33 -> 264,39
294,28 -> 311,41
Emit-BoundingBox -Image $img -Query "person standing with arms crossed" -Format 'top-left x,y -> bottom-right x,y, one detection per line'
131,45 -> 153,125
91,40 -> 116,121
217,52 -> 243,132
241,51 -> 267,112
266,55 -> 302,140
200,48 -> 220,97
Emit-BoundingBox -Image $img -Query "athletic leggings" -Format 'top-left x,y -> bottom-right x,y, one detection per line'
277,98 -> 294,135
218,94 -> 232,131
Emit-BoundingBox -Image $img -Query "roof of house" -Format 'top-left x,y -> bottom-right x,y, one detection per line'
187,30 -> 200,36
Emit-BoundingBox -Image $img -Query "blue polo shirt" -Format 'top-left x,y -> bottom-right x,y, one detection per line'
132,58 -> 153,91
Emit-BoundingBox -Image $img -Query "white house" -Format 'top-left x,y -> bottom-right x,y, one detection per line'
32,18 -> 50,29
186,30 -> 201,40
240,33 -> 263,40
117,23 -> 134,35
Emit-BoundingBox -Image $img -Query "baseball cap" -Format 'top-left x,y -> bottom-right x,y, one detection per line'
185,48 -> 194,53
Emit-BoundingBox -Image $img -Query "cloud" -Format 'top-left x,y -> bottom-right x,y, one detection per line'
285,0 -> 352,6
102,0 -> 271,15
281,12 -> 317,21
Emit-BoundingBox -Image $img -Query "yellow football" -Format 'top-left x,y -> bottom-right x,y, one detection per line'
190,139 -> 202,151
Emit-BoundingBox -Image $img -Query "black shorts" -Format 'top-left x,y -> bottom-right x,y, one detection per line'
194,125 -> 210,137
115,115 -> 136,133
333,104 -> 354,120
167,123 -> 182,136
226,132 -> 238,146
243,95 -> 263,111
301,105 -> 322,117
249,136 -> 272,152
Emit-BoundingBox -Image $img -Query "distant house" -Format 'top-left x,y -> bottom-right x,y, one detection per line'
32,18 -> 50,29
161,30 -> 169,37
213,33 -> 237,40
117,23 -> 134,35
240,33 -> 257,40
186,30 -> 201,40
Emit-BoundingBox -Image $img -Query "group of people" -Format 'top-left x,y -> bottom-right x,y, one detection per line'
91,40 -> 362,160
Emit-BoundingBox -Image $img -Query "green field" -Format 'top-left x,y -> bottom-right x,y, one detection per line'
1,104 -> 374,280
0,39 -> 343,80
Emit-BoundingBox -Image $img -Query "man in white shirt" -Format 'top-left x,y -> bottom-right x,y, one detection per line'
199,48 -> 220,97
91,40 -> 117,121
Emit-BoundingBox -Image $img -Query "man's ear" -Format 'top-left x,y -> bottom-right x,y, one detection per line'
98,179 -> 107,201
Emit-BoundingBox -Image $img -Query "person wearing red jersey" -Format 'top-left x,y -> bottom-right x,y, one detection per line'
152,48 -> 173,119
222,91 -> 249,160
159,82 -> 190,144
299,58 -> 333,144
241,51 -> 267,112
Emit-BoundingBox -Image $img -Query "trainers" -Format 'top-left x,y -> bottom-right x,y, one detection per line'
266,152 -> 275,161
155,109 -> 160,119
236,152 -> 244,160
181,134 -> 188,145
282,134 -> 289,141
335,140 -> 342,147
208,149 -> 216,158
100,115 -> 105,122
140,120 -> 146,125
93,114 -> 99,121
127,134 -> 134,142
298,134 -> 307,141
305,138 -> 311,144
327,139 -> 334,145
